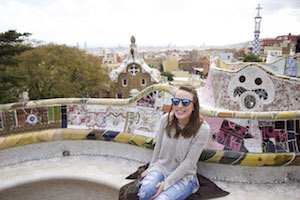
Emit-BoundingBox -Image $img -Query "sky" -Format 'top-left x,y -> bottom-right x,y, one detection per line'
1,0 -> 300,48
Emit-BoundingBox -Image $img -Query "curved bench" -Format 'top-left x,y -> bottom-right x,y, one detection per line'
0,83 -> 299,184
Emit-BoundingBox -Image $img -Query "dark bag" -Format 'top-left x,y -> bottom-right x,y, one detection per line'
119,164 -> 149,200
119,179 -> 141,200
119,163 -> 229,200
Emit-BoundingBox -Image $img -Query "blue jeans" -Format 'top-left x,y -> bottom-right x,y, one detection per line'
138,170 -> 196,200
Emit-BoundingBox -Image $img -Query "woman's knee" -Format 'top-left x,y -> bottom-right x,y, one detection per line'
138,170 -> 164,200
138,181 -> 156,200
141,170 -> 164,186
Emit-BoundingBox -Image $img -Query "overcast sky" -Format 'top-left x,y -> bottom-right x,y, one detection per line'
1,0 -> 300,48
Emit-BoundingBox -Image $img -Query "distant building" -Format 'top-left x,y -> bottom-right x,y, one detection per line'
144,57 -> 165,70
100,53 -> 121,65
163,57 -> 179,72
263,46 -> 282,57
178,59 -> 201,73
219,52 -> 233,60
109,36 -> 164,98
259,33 -> 300,61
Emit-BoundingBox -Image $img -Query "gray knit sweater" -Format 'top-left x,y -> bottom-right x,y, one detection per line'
147,113 -> 210,193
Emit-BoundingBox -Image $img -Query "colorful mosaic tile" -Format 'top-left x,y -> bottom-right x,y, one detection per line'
113,132 -> 133,144
215,119 -> 248,152
86,130 -> 105,140
0,112 -> 3,130
48,106 -> 61,122
285,57 -> 298,77
259,120 -> 299,153
0,107 -> 61,136
137,92 -> 156,108
206,64 -> 300,112
128,134 -> 149,147
100,131 -> 120,141
0,83 -> 299,166
265,58 -> 285,75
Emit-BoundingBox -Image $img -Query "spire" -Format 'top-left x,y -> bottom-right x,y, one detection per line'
253,4 -> 262,56
130,36 -> 137,59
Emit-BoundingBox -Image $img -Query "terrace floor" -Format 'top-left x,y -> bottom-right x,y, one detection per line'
0,156 -> 299,200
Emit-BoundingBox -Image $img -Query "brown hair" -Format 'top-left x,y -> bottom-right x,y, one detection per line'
166,84 -> 203,139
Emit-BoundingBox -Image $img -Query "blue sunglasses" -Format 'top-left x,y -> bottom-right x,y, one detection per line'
172,98 -> 194,106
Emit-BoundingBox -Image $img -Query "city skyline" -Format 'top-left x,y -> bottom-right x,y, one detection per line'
1,0 -> 300,48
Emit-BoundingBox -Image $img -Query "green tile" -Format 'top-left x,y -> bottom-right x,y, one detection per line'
48,107 -> 54,121
54,106 -> 61,121
12,111 -> 17,126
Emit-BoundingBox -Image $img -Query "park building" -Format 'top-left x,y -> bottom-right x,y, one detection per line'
108,36 -> 166,98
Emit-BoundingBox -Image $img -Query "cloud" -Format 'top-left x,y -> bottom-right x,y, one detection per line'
263,0 -> 300,11
0,0 -> 299,47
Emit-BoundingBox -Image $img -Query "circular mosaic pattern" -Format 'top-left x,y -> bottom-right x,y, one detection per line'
244,95 -> 256,109
240,91 -> 260,111
228,65 -> 276,111
239,75 -> 246,83
27,114 -> 38,124
255,78 -> 262,85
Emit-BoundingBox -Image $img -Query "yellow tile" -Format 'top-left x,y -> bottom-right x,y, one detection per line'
0,137 -> 6,148
0,134 -> 22,150
276,112 -> 292,119
239,153 -> 269,166
68,130 -> 89,140
60,129 -> 89,140
113,132 -> 133,144
35,129 -> 57,142
129,135 -> 148,147
261,153 -> 294,166
15,132 -> 36,146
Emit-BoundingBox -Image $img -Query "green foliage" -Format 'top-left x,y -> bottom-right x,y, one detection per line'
18,44 -> 112,100
0,30 -> 32,103
243,53 -> 262,62
160,71 -> 174,81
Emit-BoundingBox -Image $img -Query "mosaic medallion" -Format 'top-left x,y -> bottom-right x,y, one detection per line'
228,65 -> 275,111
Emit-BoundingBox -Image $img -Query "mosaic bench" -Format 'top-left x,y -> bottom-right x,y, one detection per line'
0,82 -> 299,183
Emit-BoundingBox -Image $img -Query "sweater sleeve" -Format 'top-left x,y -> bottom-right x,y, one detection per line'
147,114 -> 168,172
163,122 -> 210,190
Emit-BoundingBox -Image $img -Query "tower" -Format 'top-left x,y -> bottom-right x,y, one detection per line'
130,36 -> 137,59
253,4 -> 262,56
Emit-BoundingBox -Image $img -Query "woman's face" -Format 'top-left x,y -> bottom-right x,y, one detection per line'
173,89 -> 195,126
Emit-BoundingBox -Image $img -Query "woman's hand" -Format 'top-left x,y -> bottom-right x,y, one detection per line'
141,170 -> 148,179
149,181 -> 165,200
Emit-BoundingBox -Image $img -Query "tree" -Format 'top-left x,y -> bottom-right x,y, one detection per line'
0,30 -> 32,103
18,44 -> 112,100
161,71 -> 174,81
243,53 -> 262,62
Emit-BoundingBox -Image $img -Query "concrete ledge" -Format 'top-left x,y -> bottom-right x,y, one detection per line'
1,140 -> 300,200
0,156 -> 139,200
0,140 -> 153,199
198,162 -> 300,183
0,178 -> 119,200
0,140 -> 153,168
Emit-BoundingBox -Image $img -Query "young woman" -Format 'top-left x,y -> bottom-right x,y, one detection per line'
138,85 -> 211,200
